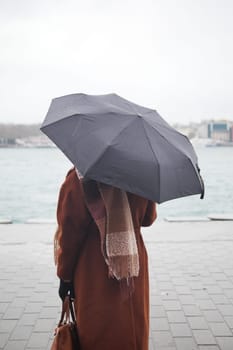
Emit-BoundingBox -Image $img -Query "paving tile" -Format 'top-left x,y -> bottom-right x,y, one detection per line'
151,331 -> 175,348
150,295 -> 163,305
198,346 -> 220,350
208,323 -> 232,336
24,281 -> 41,288
153,267 -> 167,275
208,264 -> 222,273
175,337 -> 198,350
3,307 -> 24,320
27,332 -> 50,348
187,317 -> 209,330
18,313 -> 39,326
166,311 -> 186,323
0,319 -> 17,332
179,295 -> 195,305
39,307 -> 59,319
4,340 -> 27,350
189,282 -> 204,290
193,330 -> 216,345
39,276 -> 54,284
25,303 -> 43,313
216,336 -> 233,350
224,290 -> 233,298
175,286 -> 191,294
171,278 -> 186,286
156,274 -> 171,282
46,288 -> 58,297
223,269 -> 233,277
210,294 -> 229,304
150,305 -> 166,317
10,298 -> 28,308
224,316 -> 233,329
169,271 -> 183,277
158,282 -> 174,290
196,300 -> 216,310
202,310 -> 224,322
161,291 -> 178,300
34,283 -> 52,292
29,293 -> 47,303
11,326 -> 33,340
149,338 -> 154,350
34,319 -> 56,332
163,300 -> 182,311
193,290 -> 210,299
183,305 -> 202,316
150,287 -> 160,295
0,292 -> 16,302
170,322 -> 192,336
205,286 -> 223,294
217,281 -> 233,289
203,278 -> 217,285
44,298 -> 59,308
0,333 -> 9,348
17,288 -> 35,297
211,273 -> 228,281
154,348 -> 176,350
0,303 -> 9,313
217,304 -> 233,316
0,274 -> 10,281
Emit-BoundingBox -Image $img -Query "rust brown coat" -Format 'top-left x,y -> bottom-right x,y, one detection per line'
56,168 -> 157,350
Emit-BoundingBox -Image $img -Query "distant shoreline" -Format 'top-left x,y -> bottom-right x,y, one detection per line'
0,145 -> 55,149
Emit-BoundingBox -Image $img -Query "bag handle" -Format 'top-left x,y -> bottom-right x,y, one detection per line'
58,296 -> 76,326
69,297 -> 76,323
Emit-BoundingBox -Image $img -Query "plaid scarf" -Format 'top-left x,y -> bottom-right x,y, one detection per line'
82,179 -> 139,281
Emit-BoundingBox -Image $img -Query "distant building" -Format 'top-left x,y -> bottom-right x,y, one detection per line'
174,125 -> 196,139
0,137 -> 16,146
207,121 -> 233,142
197,122 -> 209,138
15,135 -> 55,148
230,126 -> 233,142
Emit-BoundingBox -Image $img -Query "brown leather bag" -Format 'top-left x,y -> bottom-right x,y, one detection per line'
51,296 -> 81,350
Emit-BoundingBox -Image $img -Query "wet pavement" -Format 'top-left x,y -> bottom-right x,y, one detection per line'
0,221 -> 233,350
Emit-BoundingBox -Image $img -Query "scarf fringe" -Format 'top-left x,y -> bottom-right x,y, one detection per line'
108,255 -> 139,280
54,226 -> 61,266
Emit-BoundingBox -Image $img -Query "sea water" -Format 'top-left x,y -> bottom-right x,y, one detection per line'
0,146 -> 233,223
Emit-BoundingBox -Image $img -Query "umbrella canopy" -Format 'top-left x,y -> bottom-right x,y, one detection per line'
41,93 -> 204,203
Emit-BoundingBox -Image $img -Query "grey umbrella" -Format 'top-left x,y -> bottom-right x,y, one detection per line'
41,93 -> 204,203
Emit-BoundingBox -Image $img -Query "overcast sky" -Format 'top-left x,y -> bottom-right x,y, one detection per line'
1,0 -> 233,124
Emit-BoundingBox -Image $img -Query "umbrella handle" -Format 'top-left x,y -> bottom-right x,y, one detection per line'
196,164 -> 205,199
199,175 -> 205,199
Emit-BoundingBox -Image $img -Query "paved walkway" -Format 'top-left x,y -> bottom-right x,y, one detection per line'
1,221 -> 233,350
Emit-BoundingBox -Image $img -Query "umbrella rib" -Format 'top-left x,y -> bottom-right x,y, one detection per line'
141,119 -> 161,203
143,110 -> 171,127
41,111 -> 137,130
150,121 -> 190,141
143,123 -> 204,203
86,117 -> 137,176
144,120 -> 197,164
41,113 -> 82,130
142,119 -> 203,200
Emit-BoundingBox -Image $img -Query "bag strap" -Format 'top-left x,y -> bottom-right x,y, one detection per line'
58,296 -> 76,326
69,297 -> 76,323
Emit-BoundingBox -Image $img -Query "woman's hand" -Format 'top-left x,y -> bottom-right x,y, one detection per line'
58,279 -> 75,301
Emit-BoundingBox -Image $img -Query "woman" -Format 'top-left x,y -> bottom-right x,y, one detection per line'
55,167 -> 157,350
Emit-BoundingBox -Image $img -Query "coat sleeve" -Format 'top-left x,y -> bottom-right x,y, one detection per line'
56,170 -> 91,281
141,201 -> 157,227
